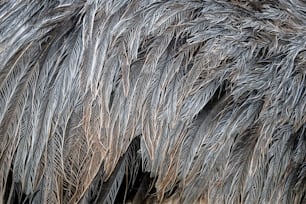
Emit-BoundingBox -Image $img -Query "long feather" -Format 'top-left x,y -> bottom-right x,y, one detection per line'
1,0 -> 306,203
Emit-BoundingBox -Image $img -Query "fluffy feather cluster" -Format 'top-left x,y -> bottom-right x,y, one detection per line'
0,0 -> 305,203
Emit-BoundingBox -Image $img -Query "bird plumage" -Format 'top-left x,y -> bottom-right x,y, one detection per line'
0,0 -> 305,203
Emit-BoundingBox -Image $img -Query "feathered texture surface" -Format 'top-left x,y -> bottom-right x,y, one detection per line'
0,0 -> 306,203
